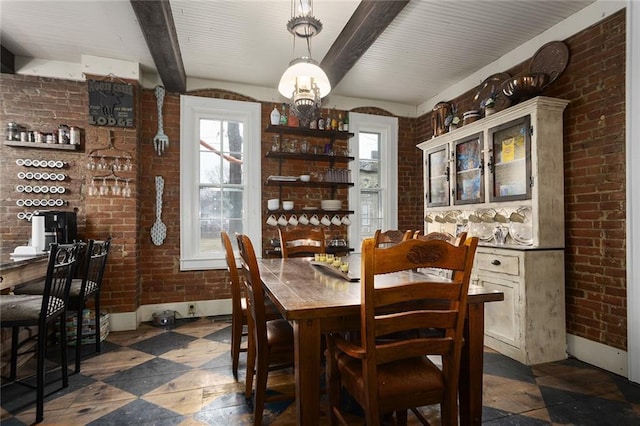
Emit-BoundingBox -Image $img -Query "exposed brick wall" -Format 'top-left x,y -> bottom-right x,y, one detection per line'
415,10 -> 627,350
0,9 -> 628,351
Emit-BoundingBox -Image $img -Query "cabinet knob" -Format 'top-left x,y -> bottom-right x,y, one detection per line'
491,259 -> 501,266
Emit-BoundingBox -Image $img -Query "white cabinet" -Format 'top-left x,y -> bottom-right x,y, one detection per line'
418,96 -> 569,365
473,247 -> 566,365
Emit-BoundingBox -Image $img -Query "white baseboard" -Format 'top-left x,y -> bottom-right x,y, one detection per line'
567,333 -> 628,377
107,299 -> 232,332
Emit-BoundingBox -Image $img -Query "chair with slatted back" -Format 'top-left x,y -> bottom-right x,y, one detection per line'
15,238 -> 112,374
221,231 -> 282,379
415,231 -> 467,246
0,242 -> 81,424
373,229 -> 412,247
236,233 -> 294,425
278,225 -> 325,258
325,236 -> 478,426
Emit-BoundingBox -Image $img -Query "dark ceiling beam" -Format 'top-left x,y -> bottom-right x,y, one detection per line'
130,0 -> 186,92
320,0 -> 410,89
1,45 -> 15,74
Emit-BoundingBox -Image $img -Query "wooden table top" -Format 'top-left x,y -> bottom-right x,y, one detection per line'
257,254 -> 504,321
0,252 -> 49,291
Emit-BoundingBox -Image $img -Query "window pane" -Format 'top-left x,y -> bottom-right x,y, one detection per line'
359,131 -> 381,238
197,116 -> 247,256
360,191 -> 381,239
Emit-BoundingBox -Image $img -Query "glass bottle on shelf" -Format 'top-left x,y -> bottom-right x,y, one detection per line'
279,103 -> 288,126
270,104 -> 281,125
343,115 -> 349,132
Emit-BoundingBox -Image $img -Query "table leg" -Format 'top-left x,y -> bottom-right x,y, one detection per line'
294,318 -> 321,426
459,303 -> 485,426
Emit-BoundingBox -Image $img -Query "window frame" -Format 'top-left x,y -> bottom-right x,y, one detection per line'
179,95 -> 262,270
348,112 -> 398,252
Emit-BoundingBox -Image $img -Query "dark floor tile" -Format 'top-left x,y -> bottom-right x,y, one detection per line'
102,357 -> 192,396
0,417 -> 28,426
537,384 -> 590,406
482,405 -> 518,422
483,352 -> 536,384
128,330 -> 198,356
195,404 -> 253,425
482,412 -> 551,425
86,398 -> 184,425
547,394 -> 638,426
203,324 -> 233,344
614,374 -> 640,404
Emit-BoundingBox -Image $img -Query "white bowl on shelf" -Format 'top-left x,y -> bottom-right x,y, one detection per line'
321,200 -> 342,211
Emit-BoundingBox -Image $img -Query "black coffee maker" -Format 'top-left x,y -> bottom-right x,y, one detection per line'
35,211 -> 78,248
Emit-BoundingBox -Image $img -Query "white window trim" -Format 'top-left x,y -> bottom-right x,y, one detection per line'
348,112 -> 398,253
179,95 -> 262,270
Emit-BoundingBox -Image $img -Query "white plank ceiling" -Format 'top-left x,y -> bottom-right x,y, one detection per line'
0,0 -> 597,108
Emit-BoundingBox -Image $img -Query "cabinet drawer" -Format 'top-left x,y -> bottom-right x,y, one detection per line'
475,252 -> 520,276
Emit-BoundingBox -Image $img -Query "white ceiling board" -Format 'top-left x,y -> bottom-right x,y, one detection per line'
0,0 -> 599,110
335,0 -> 595,105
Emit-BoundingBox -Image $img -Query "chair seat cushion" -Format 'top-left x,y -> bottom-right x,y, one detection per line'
15,278 -> 97,299
0,295 -> 50,323
337,353 -> 444,406
266,318 -> 294,352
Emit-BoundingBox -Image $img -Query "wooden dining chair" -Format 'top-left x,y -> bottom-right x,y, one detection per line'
415,231 -> 468,246
373,229 -> 412,247
221,231 -> 282,379
325,236 -> 479,426
278,225 -> 325,258
236,233 -> 295,425
0,242 -> 81,424
14,238 -> 112,374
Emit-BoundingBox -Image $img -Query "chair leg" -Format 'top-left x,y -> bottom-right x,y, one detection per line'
59,316 -> 69,389
252,356 -> 269,426
36,324 -> 46,423
95,294 -> 102,354
74,306 -> 83,374
10,327 -> 19,381
231,313 -> 242,378
245,324 -> 256,399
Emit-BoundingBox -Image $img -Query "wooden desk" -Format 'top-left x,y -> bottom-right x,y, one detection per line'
0,253 -> 49,291
257,255 -> 504,426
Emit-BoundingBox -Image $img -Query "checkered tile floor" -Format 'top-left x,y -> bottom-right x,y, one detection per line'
2,317 -> 639,425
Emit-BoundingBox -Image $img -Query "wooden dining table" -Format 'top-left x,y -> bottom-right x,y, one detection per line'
257,254 -> 504,426
0,252 -> 49,292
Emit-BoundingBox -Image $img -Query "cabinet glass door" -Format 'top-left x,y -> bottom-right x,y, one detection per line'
453,133 -> 484,205
425,144 -> 450,207
488,115 -> 531,202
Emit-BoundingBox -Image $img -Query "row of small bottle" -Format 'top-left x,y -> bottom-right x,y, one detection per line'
269,105 -> 349,131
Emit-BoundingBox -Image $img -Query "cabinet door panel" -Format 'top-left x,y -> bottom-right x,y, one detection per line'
488,115 -> 531,202
425,144 -> 450,207
453,133 -> 484,205
479,274 -> 520,349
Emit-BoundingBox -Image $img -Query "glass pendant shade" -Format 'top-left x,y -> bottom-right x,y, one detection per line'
278,57 -> 331,99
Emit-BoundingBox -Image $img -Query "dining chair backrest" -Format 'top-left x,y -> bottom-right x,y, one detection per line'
373,229 -> 412,247
415,231 -> 467,246
43,242 -> 81,323
78,238 -> 111,300
278,225 -> 325,257
236,233 -> 268,349
326,236 -> 478,425
221,231 -> 243,320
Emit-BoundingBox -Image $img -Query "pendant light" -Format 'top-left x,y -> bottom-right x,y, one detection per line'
278,0 -> 331,121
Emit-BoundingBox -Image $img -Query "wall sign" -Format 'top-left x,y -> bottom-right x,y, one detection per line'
88,79 -> 135,128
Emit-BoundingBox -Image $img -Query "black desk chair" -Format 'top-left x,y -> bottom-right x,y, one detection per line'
0,242 -> 80,424
15,238 -> 112,373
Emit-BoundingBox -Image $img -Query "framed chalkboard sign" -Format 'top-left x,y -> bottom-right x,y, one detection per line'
88,79 -> 135,127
